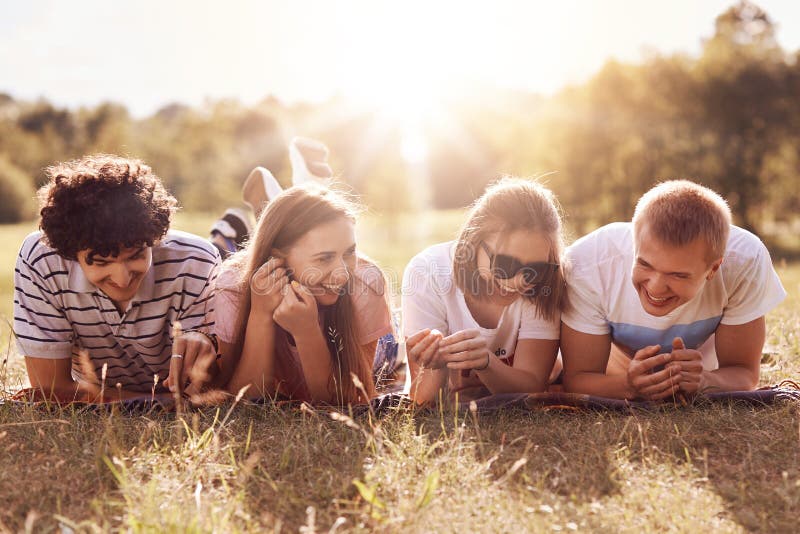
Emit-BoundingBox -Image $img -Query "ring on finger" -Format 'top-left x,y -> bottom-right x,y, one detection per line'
171,354 -> 184,359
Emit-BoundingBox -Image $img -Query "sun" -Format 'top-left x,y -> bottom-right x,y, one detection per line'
336,38 -> 446,126
332,24 -> 455,165
323,3 -> 504,166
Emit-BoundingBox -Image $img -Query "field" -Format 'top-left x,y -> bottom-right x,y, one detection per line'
1,212 -> 799,533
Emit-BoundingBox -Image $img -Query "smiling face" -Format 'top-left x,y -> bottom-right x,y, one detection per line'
76,245 -> 152,309
477,229 -> 553,305
280,217 -> 357,306
632,224 -> 722,316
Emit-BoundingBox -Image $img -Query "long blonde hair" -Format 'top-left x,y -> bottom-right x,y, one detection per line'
452,177 -> 567,322
226,185 -> 376,403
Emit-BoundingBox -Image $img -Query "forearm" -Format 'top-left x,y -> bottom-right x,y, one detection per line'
408,364 -> 449,405
563,371 -> 635,399
706,319 -> 765,393
27,376 -> 80,398
476,355 -> 549,394
27,379 -> 167,402
226,312 -> 277,398
700,365 -> 759,393
25,357 -> 85,400
211,351 -> 236,390
294,327 -> 335,403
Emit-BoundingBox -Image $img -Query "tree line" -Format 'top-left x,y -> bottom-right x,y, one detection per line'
0,1 -> 797,244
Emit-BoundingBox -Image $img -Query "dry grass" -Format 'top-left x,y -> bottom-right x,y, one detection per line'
1,395 -> 798,532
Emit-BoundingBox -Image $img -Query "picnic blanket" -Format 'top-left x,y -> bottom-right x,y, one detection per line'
4,382 -> 800,416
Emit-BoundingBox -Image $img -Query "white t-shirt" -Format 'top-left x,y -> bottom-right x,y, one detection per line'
562,222 -> 786,370
402,241 -> 560,361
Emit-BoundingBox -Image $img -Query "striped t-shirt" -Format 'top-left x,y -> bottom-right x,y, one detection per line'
14,230 -> 220,392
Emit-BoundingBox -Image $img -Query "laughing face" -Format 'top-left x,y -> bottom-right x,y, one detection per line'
76,245 -> 152,310
631,224 -> 722,316
279,217 -> 357,306
477,229 -> 554,305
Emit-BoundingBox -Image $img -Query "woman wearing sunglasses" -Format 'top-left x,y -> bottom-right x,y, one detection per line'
402,178 -> 567,403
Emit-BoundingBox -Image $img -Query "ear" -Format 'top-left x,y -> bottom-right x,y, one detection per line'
706,258 -> 723,280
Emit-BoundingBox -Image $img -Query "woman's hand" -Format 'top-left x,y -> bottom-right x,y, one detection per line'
406,329 -> 445,369
250,257 -> 289,317
439,329 -> 491,371
273,281 -> 319,336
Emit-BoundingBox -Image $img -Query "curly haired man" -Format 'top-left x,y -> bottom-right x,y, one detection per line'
14,154 -> 228,402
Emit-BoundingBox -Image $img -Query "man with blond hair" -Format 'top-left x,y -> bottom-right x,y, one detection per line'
561,180 -> 786,400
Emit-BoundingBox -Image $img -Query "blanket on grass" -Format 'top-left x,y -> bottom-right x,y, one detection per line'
4,383 -> 800,416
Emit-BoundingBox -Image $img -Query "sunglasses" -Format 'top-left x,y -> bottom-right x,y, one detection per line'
480,241 -> 559,285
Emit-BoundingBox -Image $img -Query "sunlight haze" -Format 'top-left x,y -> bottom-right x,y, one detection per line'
2,0 -> 799,117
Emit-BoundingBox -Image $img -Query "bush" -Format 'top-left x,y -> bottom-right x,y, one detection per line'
0,157 -> 37,223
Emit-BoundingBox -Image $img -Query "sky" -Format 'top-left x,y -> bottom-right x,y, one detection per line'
1,0 -> 799,117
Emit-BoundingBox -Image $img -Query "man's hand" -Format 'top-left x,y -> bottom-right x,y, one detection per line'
626,345 -> 680,400
439,329 -> 491,371
164,331 -> 219,396
406,329 -> 445,369
669,337 -> 704,395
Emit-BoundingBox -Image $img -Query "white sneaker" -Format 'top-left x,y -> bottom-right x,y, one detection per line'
242,166 -> 283,216
214,207 -> 252,235
289,136 -> 333,186
210,207 -> 252,256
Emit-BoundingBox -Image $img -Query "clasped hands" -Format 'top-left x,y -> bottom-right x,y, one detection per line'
406,328 -> 491,372
250,257 -> 319,336
627,337 -> 704,400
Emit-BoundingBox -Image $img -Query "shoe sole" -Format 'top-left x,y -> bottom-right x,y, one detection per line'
290,137 -> 333,185
242,167 -> 283,214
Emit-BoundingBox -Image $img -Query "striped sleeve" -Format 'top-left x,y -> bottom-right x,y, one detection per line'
13,236 -> 73,359
176,247 -> 220,333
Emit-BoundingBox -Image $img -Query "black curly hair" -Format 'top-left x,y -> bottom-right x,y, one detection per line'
38,154 -> 177,262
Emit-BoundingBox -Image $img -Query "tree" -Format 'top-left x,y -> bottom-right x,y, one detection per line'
695,0 -> 790,230
0,156 -> 37,223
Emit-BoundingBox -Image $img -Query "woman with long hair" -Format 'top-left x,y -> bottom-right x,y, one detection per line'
402,177 -> 567,403
218,185 -> 392,404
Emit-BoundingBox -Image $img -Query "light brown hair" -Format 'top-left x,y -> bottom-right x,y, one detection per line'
226,184 -> 376,404
632,180 -> 731,262
452,177 -> 567,322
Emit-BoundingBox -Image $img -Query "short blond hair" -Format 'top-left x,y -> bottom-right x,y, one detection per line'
632,180 -> 731,261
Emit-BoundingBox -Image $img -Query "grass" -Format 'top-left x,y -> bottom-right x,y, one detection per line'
1,211 -> 799,532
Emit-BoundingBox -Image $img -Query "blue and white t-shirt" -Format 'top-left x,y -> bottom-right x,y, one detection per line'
562,223 -> 786,370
